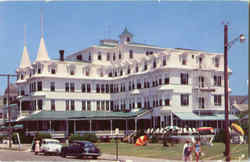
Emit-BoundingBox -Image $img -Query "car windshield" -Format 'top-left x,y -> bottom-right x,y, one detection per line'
84,142 -> 95,147
47,141 -> 60,144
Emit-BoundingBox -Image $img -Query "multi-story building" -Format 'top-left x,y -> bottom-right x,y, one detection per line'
15,27 -> 238,137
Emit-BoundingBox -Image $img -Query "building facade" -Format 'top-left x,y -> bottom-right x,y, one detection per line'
15,28 -> 237,137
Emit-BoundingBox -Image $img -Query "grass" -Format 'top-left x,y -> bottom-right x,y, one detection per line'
95,142 -> 248,160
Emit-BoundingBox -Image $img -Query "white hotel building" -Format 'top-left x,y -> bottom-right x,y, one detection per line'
15,28 -> 237,137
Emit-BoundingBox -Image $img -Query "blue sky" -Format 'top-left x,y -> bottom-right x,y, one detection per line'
0,1 -> 248,95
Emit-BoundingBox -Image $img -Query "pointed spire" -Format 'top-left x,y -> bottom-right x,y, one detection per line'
35,37 -> 50,62
35,8 -> 50,62
19,45 -> 31,69
19,25 -> 31,69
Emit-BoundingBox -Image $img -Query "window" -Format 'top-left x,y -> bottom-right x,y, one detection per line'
38,68 -> 41,74
106,101 -> 109,111
108,72 -> 112,77
65,82 -> 69,92
66,100 -> 69,111
214,95 -> 222,106
181,73 -> 189,85
77,55 -> 82,61
51,100 -> 55,111
137,80 -> 141,89
38,100 -> 43,110
88,54 -> 91,61
159,78 -> 162,85
181,94 -> 189,106
101,101 -> 105,111
37,81 -> 43,91
21,90 -> 25,96
182,57 -> 187,65
110,84 -> 114,93
199,57 -> 203,65
153,59 -> 157,68
107,53 -> 110,61
215,57 -> 219,67
70,83 -> 75,92
51,68 -> 56,74
87,84 -> 91,93
165,99 -> 170,106
113,53 -> 116,61
71,100 -> 75,111
144,62 -> 147,70
120,70 -> 123,76
70,69 -> 75,75
101,84 -> 105,93
164,77 -> 170,84
87,101 -> 91,111
135,65 -> 139,73
97,101 -> 100,111
96,84 -> 100,93
50,82 -> 55,92
214,75 -> 222,86
126,37 -> 130,42
129,50 -> 133,59
98,52 -> 102,60
199,97 -> 205,108
82,101 -> 86,111
81,84 -> 86,92
163,56 -> 167,66
119,51 -> 122,59
127,66 -> 131,74
198,76 -> 205,88
86,68 -> 89,76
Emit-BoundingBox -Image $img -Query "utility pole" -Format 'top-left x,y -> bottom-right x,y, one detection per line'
0,74 -> 17,148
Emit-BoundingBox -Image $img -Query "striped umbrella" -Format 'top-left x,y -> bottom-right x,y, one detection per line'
197,127 -> 214,132
135,135 -> 148,146
231,123 -> 244,136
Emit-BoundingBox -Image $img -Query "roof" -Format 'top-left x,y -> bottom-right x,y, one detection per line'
173,112 -> 238,121
19,45 -> 31,69
35,37 -> 50,62
19,109 -> 148,121
230,95 -> 248,104
119,27 -> 133,37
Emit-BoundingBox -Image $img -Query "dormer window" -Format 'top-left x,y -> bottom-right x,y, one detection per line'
21,74 -> 24,80
77,55 -> 82,61
49,63 -> 57,75
129,50 -> 133,59
88,53 -> 91,61
98,52 -> 102,60
182,58 -> 187,65
68,64 -> 76,76
215,57 -> 220,67
163,56 -> 167,66
199,57 -> 203,64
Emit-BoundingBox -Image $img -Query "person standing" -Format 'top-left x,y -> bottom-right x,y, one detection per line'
183,140 -> 192,162
34,140 -> 40,155
194,139 -> 202,162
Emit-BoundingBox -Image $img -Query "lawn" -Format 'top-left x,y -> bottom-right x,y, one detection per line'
96,142 -> 248,160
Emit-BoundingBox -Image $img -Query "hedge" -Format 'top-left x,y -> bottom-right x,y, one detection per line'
69,133 -> 98,143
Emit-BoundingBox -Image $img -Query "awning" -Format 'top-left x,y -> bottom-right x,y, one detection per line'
18,109 -> 149,121
173,112 -> 238,121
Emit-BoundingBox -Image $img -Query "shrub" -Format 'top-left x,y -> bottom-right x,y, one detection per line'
69,133 -> 98,143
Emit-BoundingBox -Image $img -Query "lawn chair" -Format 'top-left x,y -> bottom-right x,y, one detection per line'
150,128 -> 154,134
146,128 -> 150,135
160,128 -> 164,134
188,128 -> 193,135
183,128 -> 188,135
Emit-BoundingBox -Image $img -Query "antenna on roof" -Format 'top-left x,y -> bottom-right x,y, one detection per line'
40,8 -> 44,38
24,24 -> 26,46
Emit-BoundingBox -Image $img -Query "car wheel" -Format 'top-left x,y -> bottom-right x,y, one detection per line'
61,152 -> 66,158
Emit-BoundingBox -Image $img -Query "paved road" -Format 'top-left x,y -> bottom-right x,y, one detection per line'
0,150 -> 174,162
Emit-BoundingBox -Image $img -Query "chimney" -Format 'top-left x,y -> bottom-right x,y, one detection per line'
59,50 -> 64,61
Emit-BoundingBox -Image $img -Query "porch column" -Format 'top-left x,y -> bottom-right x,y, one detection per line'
36,99 -> 38,111
19,99 -> 22,116
89,120 -> 92,132
135,119 -> 137,131
110,120 -> 113,135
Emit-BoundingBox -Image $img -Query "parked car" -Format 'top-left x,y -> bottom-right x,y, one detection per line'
61,140 -> 101,159
40,138 -> 62,155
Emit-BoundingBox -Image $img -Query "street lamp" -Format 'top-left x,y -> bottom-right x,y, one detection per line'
224,24 -> 245,162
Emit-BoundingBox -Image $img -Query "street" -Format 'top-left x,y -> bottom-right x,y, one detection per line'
0,149 -> 173,162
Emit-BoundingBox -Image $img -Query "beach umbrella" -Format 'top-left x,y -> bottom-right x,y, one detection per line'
135,135 -> 148,146
231,123 -> 244,136
197,127 -> 214,132
165,125 -> 180,131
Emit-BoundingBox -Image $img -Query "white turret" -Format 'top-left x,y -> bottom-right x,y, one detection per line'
19,45 -> 31,69
35,36 -> 50,62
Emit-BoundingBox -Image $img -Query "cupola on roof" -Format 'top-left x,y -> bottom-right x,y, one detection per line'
119,27 -> 133,38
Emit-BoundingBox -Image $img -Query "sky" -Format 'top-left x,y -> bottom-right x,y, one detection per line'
0,1 -> 248,95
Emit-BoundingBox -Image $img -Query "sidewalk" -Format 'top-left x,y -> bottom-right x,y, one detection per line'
0,143 -> 31,151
